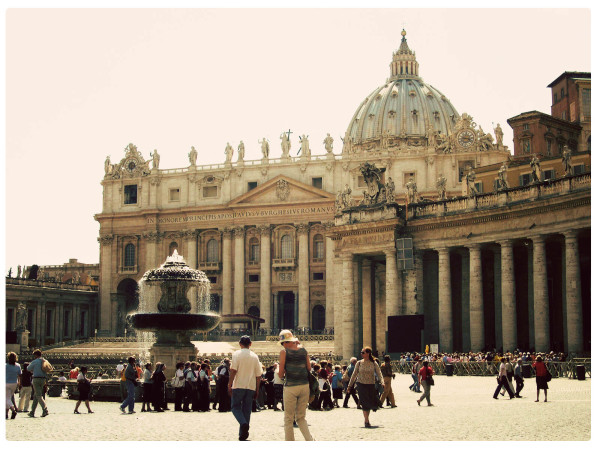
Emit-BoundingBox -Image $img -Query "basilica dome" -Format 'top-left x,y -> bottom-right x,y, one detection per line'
344,30 -> 459,149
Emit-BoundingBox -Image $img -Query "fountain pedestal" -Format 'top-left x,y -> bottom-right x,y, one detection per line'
150,343 -> 197,379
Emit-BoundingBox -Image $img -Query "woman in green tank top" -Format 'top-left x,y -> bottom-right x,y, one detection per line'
277,330 -> 314,441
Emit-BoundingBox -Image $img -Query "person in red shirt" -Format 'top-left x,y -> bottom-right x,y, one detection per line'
417,360 -> 434,406
532,355 -> 549,402
69,364 -> 79,379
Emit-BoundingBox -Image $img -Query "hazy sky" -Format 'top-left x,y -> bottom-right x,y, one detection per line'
4,7 -> 592,271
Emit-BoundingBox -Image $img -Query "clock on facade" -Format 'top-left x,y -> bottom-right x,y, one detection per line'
126,160 -> 137,173
457,130 -> 475,148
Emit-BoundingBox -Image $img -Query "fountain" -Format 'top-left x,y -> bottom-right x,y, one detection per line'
128,250 -> 220,377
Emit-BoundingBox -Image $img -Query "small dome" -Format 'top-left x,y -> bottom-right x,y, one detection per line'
343,31 -> 459,149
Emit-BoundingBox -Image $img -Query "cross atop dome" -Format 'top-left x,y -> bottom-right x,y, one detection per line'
389,29 -> 419,81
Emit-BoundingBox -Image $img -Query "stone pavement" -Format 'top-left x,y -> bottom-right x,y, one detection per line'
5,374 -> 590,441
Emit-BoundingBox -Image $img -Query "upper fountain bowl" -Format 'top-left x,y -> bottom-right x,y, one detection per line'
129,312 -> 221,332
142,250 -> 210,284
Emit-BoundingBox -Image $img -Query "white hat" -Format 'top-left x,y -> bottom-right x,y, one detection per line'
279,329 -> 299,345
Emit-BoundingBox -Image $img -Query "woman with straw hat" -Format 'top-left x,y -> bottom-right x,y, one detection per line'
277,329 -> 314,441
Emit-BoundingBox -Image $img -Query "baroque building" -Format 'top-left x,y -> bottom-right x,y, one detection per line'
94,31 -> 590,358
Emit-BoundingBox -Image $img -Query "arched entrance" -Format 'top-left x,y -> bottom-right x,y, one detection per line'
312,305 -> 325,331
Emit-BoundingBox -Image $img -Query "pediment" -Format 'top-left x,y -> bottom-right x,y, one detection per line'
228,175 -> 335,207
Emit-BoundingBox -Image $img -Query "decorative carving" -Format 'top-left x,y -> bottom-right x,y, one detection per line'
237,141 -> 245,162
323,133 -> 334,153
406,177 -> 418,204
16,302 -> 28,331
112,143 -> 151,179
299,134 -> 311,158
530,155 -> 542,183
425,155 -> 435,165
466,166 -> 478,196
183,230 -> 198,242
296,223 -> 310,235
276,179 -> 290,201
358,162 -> 387,206
494,123 -> 504,148
150,176 -> 162,186
261,167 -> 269,177
259,138 -> 270,159
322,221 -> 335,230
98,234 -> 115,245
232,226 -> 245,238
188,146 -> 198,166
151,149 -> 160,169
258,224 -> 272,236
221,227 -> 233,239
224,142 -> 234,163
497,162 -> 509,190
436,174 -> 447,200
562,145 -> 573,176
143,231 -> 163,243
280,131 -> 292,159
335,184 -> 354,213
236,168 -> 244,177
385,177 -> 396,203
299,163 -> 308,173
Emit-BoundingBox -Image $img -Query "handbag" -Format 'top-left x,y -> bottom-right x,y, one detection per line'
171,375 -> 184,388
544,365 -> 552,382
307,370 -> 320,403
425,368 -> 434,386
42,359 -> 54,373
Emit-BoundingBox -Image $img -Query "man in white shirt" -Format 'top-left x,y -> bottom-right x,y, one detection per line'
228,335 -> 262,441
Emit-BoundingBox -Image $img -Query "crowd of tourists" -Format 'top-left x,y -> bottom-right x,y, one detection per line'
6,342 -> 569,439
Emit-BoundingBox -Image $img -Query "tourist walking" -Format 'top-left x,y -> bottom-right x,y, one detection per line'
6,352 -> 21,419
119,356 -> 138,414
532,355 -> 549,402
272,362 -> 283,411
514,358 -> 524,398
74,366 -> 94,414
493,357 -> 515,400
116,361 -> 127,402
18,362 -> 32,412
141,362 -> 153,412
348,346 -> 384,428
27,349 -> 50,417
228,335 -> 263,441
342,357 -> 360,409
379,355 -> 397,408
151,363 -> 166,412
410,358 -> 422,392
417,360 -> 434,406
277,329 -> 314,441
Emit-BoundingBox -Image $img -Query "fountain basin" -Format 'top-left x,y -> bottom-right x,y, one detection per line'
129,312 -> 221,332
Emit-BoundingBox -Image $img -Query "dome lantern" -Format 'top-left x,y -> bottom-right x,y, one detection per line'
389,29 -> 419,81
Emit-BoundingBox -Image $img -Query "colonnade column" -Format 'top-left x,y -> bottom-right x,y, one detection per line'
324,222 -> 335,329
437,247 -> 453,352
333,256 -> 343,355
530,235 -> 549,352
384,249 -> 400,317
499,240 -> 517,352
361,259 -> 372,349
468,244 -> 484,352
98,234 -> 114,334
342,253 -> 355,359
259,225 -> 272,330
297,223 -> 310,329
233,226 -> 245,315
221,228 -> 233,323
564,231 -> 583,353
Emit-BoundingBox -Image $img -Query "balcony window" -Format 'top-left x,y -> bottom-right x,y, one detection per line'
207,239 -> 219,263
281,234 -> 293,259
124,244 -> 135,267
313,234 -> 324,260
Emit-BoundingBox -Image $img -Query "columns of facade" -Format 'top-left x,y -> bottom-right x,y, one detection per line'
362,258 -> 372,349
384,249 -> 400,317
233,226 -> 246,315
342,253 -> 355,359
221,228 -> 233,323
184,230 -> 198,269
72,304 -> 78,339
375,265 -> 387,353
37,302 -> 44,344
468,244 -> 484,352
324,222 -> 335,328
297,223 -> 310,329
499,240 -> 517,352
564,231 -> 583,354
259,225 -> 272,330
530,235 -> 549,352
333,256 -> 343,356
437,247 -> 453,352
98,234 -> 114,333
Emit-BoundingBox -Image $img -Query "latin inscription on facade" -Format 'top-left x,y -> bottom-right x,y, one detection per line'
147,206 -> 335,224
341,232 -> 395,249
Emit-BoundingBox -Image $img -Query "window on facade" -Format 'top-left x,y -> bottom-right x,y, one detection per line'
169,188 -> 180,202
124,243 -> 135,267
560,87 -> 565,99
519,174 -> 532,186
248,181 -> 258,191
248,274 -> 260,283
546,139 -> 552,156
396,238 -> 415,270
458,162 -> 474,182
313,234 -> 324,260
281,234 -> 293,259
207,239 -> 219,262
543,169 -> 555,181
554,93 -> 558,104
249,237 -> 260,262
312,177 -> 323,189
169,242 -> 178,256
582,88 -> 591,120
522,139 -> 531,154
474,181 -> 483,193
208,276 -> 217,284
313,272 -> 324,281
203,186 -> 218,198
561,111 -> 567,120
124,185 -> 138,205
573,164 -> 586,175
523,123 -> 529,130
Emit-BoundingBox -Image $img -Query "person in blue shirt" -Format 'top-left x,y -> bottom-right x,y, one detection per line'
119,356 -> 138,414
331,365 -> 344,408
6,352 -> 21,419
26,349 -> 49,417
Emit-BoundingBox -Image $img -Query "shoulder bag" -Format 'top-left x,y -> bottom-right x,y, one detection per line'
544,364 -> 552,382
425,367 -> 434,386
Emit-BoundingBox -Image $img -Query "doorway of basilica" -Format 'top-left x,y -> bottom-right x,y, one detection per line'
277,291 -> 295,330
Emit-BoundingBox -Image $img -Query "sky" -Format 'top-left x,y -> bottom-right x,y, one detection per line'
3,6 -> 592,272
